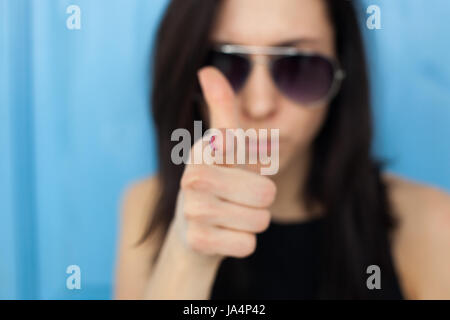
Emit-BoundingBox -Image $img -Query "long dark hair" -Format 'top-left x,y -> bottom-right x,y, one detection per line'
143,0 -> 398,299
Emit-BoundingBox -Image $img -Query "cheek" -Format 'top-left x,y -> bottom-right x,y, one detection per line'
282,103 -> 329,150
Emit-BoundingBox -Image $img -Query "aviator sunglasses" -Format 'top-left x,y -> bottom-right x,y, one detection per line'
204,44 -> 346,106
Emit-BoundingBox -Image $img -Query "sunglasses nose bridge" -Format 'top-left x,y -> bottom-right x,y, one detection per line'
250,54 -> 271,67
246,55 -> 274,82
243,54 -> 278,91
240,56 -> 279,113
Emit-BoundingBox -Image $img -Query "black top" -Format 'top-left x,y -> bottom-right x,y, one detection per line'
210,217 -> 403,300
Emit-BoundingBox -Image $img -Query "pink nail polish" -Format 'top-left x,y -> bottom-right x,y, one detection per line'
210,135 -> 216,151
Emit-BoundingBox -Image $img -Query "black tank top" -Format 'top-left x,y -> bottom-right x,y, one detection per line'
210,217 -> 404,299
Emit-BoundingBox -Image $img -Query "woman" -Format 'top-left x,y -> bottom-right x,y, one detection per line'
115,0 -> 450,299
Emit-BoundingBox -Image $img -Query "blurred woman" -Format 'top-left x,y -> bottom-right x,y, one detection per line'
115,0 -> 450,299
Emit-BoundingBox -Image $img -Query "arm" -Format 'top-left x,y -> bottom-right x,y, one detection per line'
413,186 -> 450,299
389,176 -> 450,299
115,67 -> 275,299
144,219 -> 223,299
114,177 -> 161,299
114,177 -> 223,300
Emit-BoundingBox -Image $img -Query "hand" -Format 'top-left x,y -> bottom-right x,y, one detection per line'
171,66 -> 277,260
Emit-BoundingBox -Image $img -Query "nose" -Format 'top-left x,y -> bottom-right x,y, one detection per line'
239,56 -> 278,121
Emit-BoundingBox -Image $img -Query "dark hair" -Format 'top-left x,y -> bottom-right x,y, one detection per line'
143,0 -> 398,299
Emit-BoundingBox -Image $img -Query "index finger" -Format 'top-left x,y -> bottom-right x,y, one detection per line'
197,66 -> 238,130
197,67 -> 247,169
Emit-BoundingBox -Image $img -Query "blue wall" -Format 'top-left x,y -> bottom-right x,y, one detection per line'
0,0 -> 449,299
364,1 -> 450,188
1,0 -> 168,299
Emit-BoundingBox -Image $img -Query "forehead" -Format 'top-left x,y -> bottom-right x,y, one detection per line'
211,0 -> 334,52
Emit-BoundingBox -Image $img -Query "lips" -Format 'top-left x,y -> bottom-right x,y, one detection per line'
209,131 -> 282,157
247,137 -> 279,155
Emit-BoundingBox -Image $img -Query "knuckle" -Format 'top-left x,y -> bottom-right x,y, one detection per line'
183,197 -> 200,221
236,234 -> 257,258
186,226 -> 212,253
180,166 -> 198,189
254,210 -> 271,233
184,196 -> 216,222
181,166 -> 211,191
199,197 -> 215,213
257,178 -> 277,207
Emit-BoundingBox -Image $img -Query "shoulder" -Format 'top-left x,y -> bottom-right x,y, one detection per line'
382,172 -> 450,227
119,175 -> 162,244
121,175 -> 161,215
382,172 -> 450,299
115,175 -> 162,299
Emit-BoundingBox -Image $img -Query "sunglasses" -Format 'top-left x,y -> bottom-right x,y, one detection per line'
204,44 -> 346,106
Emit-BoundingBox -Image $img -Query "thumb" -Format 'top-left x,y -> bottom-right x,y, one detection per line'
197,66 -> 238,130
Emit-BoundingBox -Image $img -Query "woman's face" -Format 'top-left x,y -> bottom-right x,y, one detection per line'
210,0 -> 336,174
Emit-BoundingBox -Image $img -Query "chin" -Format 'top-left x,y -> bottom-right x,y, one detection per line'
242,153 -> 289,177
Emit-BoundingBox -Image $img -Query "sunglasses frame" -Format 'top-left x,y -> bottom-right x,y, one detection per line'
211,43 -> 347,106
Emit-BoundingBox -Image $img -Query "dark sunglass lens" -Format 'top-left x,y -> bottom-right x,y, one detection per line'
205,51 -> 250,92
271,55 -> 335,104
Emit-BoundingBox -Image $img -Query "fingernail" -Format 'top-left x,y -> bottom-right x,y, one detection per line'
210,135 -> 217,151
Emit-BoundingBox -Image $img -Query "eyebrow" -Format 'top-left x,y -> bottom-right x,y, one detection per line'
272,38 -> 318,47
211,38 -> 318,47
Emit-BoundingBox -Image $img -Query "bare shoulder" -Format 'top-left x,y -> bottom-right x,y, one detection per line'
382,172 -> 450,224
121,175 -> 161,225
382,172 -> 450,299
118,174 -> 163,250
115,175 -> 162,299
121,175 -> 162,230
